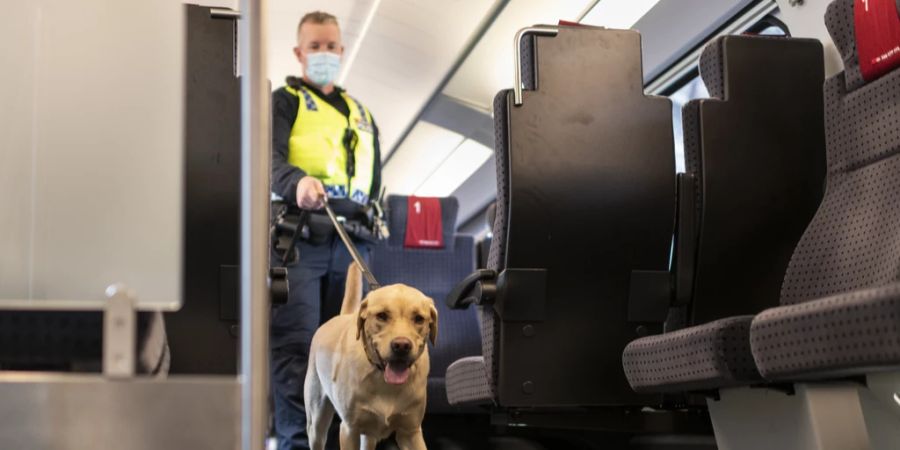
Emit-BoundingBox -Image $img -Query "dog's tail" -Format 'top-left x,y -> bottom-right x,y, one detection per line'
340,262 -> 363,315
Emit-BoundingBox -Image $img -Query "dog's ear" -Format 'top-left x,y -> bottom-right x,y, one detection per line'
356,299 -> 368,340
428,301 -> 438,346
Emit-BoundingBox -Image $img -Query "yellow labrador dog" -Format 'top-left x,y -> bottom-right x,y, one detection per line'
305,263 -> 437,450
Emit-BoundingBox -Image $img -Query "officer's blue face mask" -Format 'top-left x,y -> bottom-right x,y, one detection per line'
305,52 -> 341,87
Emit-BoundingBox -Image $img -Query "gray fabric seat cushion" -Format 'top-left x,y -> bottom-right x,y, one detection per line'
446,356 -> 493,405
622,316 -> 762,393
751,283 -> 900,380
751,0 -> 900,381
750,0 -> 900,382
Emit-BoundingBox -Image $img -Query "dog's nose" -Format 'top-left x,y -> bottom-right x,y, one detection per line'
390,338 -> 412,355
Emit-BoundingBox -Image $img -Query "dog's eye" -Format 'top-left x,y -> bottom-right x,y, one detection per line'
413,314 -> 425,324
376,312 -> 389,321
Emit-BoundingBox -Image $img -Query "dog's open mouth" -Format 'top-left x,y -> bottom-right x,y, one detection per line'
384,360 -> 411,385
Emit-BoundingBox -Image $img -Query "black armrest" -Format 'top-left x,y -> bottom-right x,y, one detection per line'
446,269 -> 497,310
673,172 -> 697,306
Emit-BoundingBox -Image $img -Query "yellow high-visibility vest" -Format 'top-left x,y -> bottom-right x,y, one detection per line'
285,85 -> 376,205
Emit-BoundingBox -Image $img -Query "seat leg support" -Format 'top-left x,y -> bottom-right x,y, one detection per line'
707,382 -> 896,450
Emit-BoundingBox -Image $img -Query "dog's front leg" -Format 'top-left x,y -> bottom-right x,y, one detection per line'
360,434 -> 378,450
339,422 -> 362,450
395,428 -> 427,450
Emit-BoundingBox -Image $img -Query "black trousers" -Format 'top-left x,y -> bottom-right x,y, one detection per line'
270,236 -> 370,450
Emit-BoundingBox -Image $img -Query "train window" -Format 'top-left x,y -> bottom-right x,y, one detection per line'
669,76 -> 710,173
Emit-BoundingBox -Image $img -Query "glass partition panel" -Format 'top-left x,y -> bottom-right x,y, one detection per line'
0,0 -> 184,309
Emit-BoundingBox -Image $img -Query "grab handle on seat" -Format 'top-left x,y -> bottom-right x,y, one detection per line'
513,26 -> 558,106
446,269 -> 497,310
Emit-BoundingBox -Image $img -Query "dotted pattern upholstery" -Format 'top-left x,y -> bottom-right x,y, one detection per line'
682,100 -> 704,230
824,71 -> 900,174
0,310 -> 169,375
749,0 -> 900,381
445,90 -> 511,405
446,356 -> 493,405
623,316 -> 761,393
825,0 -> 865,91
521,35 -> 536,91
0,312 -> 102,367
779,77 -> 900,306
751,283 -> 900,380
624,34 -> 828,393
699,39 -> 725,99
621,41 -> 721,393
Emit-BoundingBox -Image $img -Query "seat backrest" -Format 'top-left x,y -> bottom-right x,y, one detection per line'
370,195 -> 480,412
680,35 -> 826,324
779,0 -> 900,305
475,202 -> 495,269
486,25 -> 676,407
165,5 -> 241,375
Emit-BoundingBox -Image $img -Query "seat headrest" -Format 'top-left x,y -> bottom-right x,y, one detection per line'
386,195 -> 459,250
826,0 -> 866,90
826,0 -> 900,90
699,38 -> 726,99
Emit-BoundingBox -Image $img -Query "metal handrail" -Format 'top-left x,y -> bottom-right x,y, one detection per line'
513,26 -> 558,106
210,8 -> 240,19
238,0 -> 270,449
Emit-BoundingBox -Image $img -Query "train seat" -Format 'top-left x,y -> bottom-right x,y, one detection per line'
446,24 -> 676,409
748,0 -> 900,385
623,34 -> 827,394
370,195 -> 481,413
625,1 -> 900,447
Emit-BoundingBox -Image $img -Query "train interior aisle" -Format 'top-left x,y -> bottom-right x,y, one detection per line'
1,0 -> 899,449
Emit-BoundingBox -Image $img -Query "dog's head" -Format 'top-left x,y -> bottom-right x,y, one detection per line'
356,284 -> 437,385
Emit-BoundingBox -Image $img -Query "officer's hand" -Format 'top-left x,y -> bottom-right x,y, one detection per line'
296,176 -> 326,210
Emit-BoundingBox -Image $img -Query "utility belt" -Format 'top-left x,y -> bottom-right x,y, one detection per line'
270,200 -> 388,266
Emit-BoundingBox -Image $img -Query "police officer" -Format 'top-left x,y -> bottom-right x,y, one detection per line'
270,11 -> 382,450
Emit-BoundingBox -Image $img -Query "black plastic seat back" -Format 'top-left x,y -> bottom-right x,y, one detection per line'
164,4 -> 241,374
683,36 -> 826,325
489,26 -> 675,407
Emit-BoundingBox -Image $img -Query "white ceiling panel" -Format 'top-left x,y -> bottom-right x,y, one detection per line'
442,0 -> 591,111
382,122 -> 465,195
341,0 -> 498,154
415,139 -> 492,197
581,0 -> 662,29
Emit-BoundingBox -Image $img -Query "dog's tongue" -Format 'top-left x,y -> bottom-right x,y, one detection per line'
384,363 -> 410,385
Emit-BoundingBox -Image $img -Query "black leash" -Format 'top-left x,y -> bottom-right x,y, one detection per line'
322,197 -> 381,290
